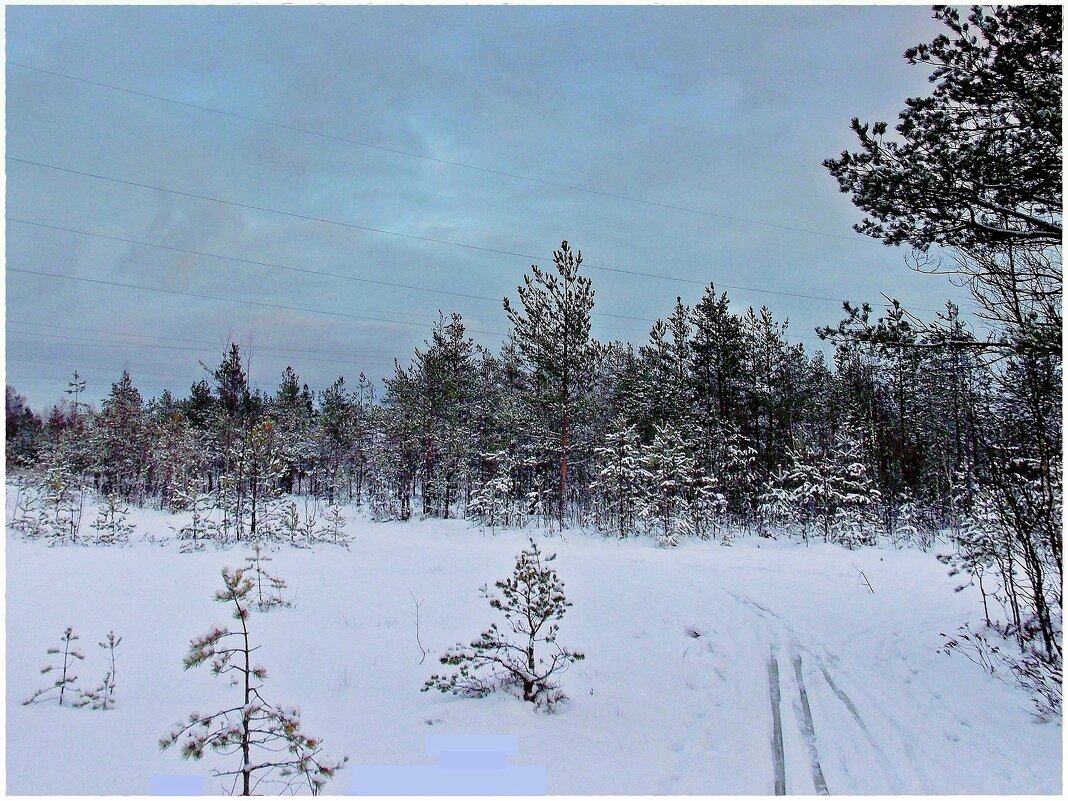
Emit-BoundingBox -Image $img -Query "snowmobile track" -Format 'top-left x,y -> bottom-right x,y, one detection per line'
792,654 -> 829,795
767,650 -> 787,795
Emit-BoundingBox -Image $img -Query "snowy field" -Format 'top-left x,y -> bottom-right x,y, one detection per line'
6,494 -> 1061,795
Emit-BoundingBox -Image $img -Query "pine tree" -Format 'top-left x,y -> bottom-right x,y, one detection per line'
272,366 -> 315,495
38,439 -> 89,544
468,448 -> 520,530
150,409 -> 205,512
776,427 -> 882,547
636,307 -> 693,439
243,545 -> 292,611
740,306 -> 798,482
689,285 -> 745,436
317,377 -> 355,504
591,415 -> 646,539
639,422 -> 694,546
23,627 -> 85,706
75,631 -> 122,711
718,421 -> 760,522
363,422 -> 412,522
824,5 -> 1061,252
321,505 -> 348,547
93,371 -> 149,502
65,370 -> 87,423
6,385 -> 43,467
505,241 -> 596,525
406,313 -> 478,518
827,423 -> 883,548
174,482 -> 215,548
424,539 -> 584,708
758,465 -> 796,539
773,444 -> 831,543
183,379 -> 216,431
212,344 -> 253,423
90,493 -> 134,545
244,417 -> 286,541
823,4 -> 1061,672
161,568 -> 346,795
683,470 -> 728,541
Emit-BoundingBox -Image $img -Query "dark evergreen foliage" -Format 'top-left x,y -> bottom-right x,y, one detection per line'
423,539 -> 584,708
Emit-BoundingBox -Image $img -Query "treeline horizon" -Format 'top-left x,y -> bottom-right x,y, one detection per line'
0,250 -> 1014,543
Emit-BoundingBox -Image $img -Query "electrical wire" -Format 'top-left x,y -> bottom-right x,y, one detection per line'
9,156 -> 923,310
9,59 -> 869,244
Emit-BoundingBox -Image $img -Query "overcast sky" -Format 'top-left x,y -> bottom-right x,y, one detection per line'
6,4 -> 971,411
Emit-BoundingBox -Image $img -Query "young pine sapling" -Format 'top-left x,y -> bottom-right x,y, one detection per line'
322,505 -> 349,547
23,627 -> 85,706
90,494 -> 134,545
423,538 -> 584,709
160,568 -> 346,795
174,485 -> 214,550
277,500 -> 302,546
75,630 -> 122,710
242,545 -> 292,611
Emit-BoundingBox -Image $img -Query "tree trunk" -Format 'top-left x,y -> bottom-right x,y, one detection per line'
559,411 -> 569,525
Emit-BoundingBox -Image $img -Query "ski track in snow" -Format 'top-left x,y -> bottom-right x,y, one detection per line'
5,493 -> 1062,795
715,583 -> 1056,795
792,654 -> 828,795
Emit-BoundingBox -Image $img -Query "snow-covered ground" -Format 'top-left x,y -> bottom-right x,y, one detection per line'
6,495 -> 1062,794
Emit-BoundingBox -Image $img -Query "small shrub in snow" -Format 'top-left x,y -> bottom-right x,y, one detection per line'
940,622 -> 1005,677
160,567 -> 346,795
173,485 -> 214,549
277,500 -> 303,545
243,545 -> 292,611
23,626 -> 85,706
39,458 -> 89,545
90,493 -> 134,545
75,630 -> 122,710
321,504 -> 349,547
8,480 -> 48,539
298,496 -> 325,541
277,496 -> 323,546
423,538 -> 584,710
1010,646 -> 1062,720
941,621 -> 1062,720
468,448 -> 525,531
590,415 -> 645,539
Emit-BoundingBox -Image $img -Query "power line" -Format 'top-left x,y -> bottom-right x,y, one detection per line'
2,219 -> 826,340
7,319 -> 400,360
9,354 -> 380,394
9,59 -> 868,244
9,298 -> 828,352
8,266 -> 508,337
8,356 -> 206,383
8,332 -> 401,368
7,369 -> 340,395
8,157 -> 925,310
7,217 -> 654,324
9,295 -> 656,363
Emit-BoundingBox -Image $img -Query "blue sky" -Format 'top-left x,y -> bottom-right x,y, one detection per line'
6,5 -> 971,410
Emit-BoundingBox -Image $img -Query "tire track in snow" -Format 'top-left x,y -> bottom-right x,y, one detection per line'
816,661 -> 870,736
707,580 -> 1051,794
727,588 -> 908,793
792,654 -> 829,795
767,649 -> 787,795
810,651 -> 928,793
